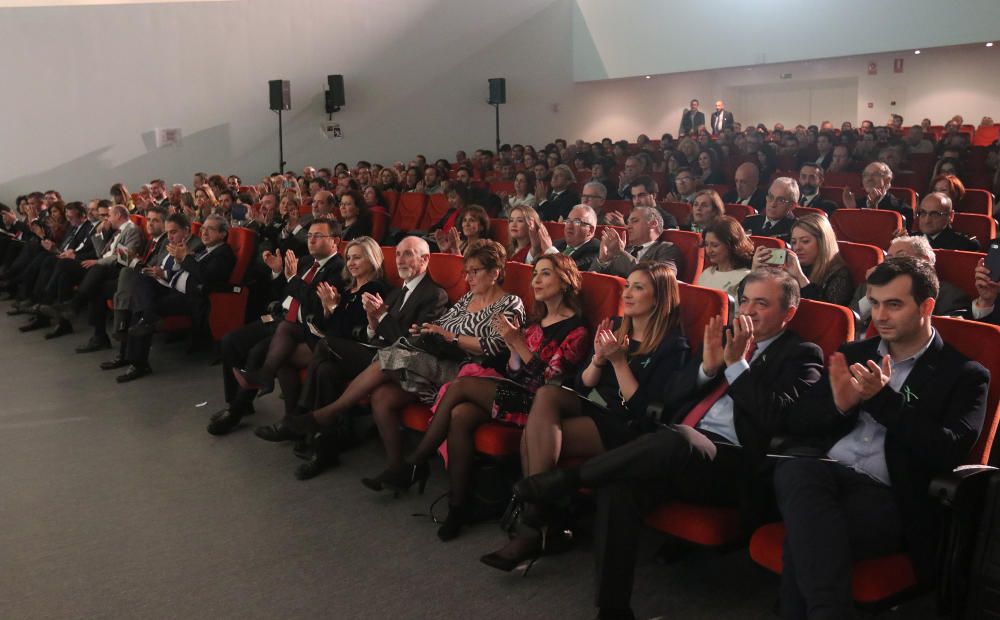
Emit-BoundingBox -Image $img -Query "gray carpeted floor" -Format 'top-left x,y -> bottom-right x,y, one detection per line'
0,308 -> 937,619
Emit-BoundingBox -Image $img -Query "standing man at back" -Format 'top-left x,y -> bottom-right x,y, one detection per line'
680,99 -> 705,137
711,100 -> 734,136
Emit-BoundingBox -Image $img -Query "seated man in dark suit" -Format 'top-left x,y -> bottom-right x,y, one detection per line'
630,175 -> 679,229
775,257 -> 989,619
915,192 -> 979,252
523,204 -> 601,272
206,217 -> 346,435
100,212 -> 204,371
536,164 -> 580,222
595,206 -> 682,277
841,162 -> 914,231
796,163 -> 839,215
851,236 -> 970,332
742,177 -> 799,243
117,214 -> 237,383
512,269 -> 824,620
722,162 -> 766,212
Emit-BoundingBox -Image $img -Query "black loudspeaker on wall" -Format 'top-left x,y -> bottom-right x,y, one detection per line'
488,78 -> 506,105
326,75 -> 346,113
269,80 -> 290,111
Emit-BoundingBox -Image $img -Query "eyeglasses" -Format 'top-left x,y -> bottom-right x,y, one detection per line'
916,210 -> 949,218
564,218 -> 593,228
675,176 -> 693,183
580,194 -> 604,201
462,267 -> 487,277
766,193 -> 794,206
306,233 -> 332,239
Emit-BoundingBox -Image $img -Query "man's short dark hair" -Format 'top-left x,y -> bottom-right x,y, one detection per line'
147,206 -> 168,220
739,267 -> 801,310
167,213 -> 191,229
631,174 -> 659,195
217,188 -> 237,201
799,162 -> 824,175
309,177 -> 329,190
65,202 -> 86,218
96,199 -> 112,210
867,256 -> 939,304
310,217 -> 343,238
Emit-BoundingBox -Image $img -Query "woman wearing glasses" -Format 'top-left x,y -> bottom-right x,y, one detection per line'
287,240 -> 525,479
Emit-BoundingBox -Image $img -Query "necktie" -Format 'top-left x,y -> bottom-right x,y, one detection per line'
681,342 -> 758,428
799,195 -> 808,206
762,220 -> 773,232
716,112 -> 723,133
194,247 -> 210,261
397,284 -> 411,310
628,245 -> 642,258
142,237 -> 161,264
285,262 -> 321,322
562,245 -> 575,256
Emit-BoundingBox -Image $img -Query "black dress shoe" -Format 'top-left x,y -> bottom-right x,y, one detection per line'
254,423 -> 301,442
206,409 -> 243,436
100,356 -> 129,371
44,320 -> 73,340
19,316 -> 51,332
116,364 -> 152,383
76,336 -> 111,354
294,432 -> 340,480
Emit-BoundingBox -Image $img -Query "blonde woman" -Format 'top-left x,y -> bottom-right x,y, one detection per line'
753,213 -> 852,306
507,205 -> 542,262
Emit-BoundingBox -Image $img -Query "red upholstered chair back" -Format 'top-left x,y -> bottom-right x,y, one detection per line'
836,240 -> 884,288
750,235 -> 786,249
792,206 -> 826,218
191,221 -> 202,237
580,272 -> 625,334
504,261 -> 535,314
662,201 -> 692,227
951,213 -> 996,251
428,253 -> 469,303
931,316 -> 1000,464
830,209 -> 903,250
391,193 -> 427,232
379,246 -> 403,288
226,227 -> 256,285
660,229 -> 705,283
677,282 -> 728,353
595,224 -> 626,243
489,181 -> 515,195
543,220 -> 566,242
489,218 -> 511,249
888,187 -> 917,213
724,203 -> 756,222
957,189 -> 993,215
418,194 -> 451,230
604,200 -> 633,219
382,190 -> 400,213
787,298 -> 854,360
370,210 -> 389,245
934,249 -> 985,301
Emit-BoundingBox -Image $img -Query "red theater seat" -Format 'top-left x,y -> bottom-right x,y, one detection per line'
490,218 -> 511,249
957,189 -> 993,215
391,193 -> 427,232
660,229 -> 705,283
750,235 -> 786,250
934,249 -> 985,301
951,213 -> 996,250
418,194 -> 451,230
662,201 -> 692,228
724,203 -> 756,223
830,209 -> 903,250
427,253 -> 468,303
836,240 -> 884,287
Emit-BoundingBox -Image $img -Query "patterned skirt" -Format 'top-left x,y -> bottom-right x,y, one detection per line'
376,343 -> 462,404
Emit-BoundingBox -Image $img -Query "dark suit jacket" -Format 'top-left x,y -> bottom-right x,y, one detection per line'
271,253 -> 347,323
922,228 -> 980,252
855,193 -> 913,231
179,242 -> 236,296
798,193 -> 840,216
58,221 -> 95,254
680,109 -> 706,136
368,273 -> 449,346
664,331 -> 824,464
596,240 -> 683,277
742,213 -> 796,242
722,188 -> 767,212
537,189 -> 581,222
710,110 -> 734,135
785,333 -> 989,581
553,237 -> 600,272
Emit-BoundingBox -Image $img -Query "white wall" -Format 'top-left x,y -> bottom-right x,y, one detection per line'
3,0 -> 1000,206
572,0 -> 1000,80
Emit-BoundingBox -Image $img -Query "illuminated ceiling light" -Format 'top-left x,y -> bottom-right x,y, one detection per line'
914,49 -> 921,54
987,42 -> 995,47
644,75 -> 651,79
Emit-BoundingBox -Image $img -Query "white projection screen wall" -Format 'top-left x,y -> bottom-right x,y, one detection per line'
572,0 -> 1000,81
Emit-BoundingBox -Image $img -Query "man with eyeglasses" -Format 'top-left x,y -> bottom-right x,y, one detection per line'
525,204 -> 600,272
742,177 -> 800,242
580,181 -> 621,226
914,192 -> 978,252
595,206 -> 682,278
117,214 -> 237,383
842,162 -> 913,230
207,218 -> 346,433
664,168 -> 700,206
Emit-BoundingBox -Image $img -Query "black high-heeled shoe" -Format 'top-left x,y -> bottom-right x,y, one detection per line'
436,504 -> 469,542
480,499 -> 573,574
361,462 -> 429,496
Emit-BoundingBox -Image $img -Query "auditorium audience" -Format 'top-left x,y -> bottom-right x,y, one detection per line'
721,162 -> 765,211
754,213 -> 852,307
915,192 -> 979,251
742,177 -> 799,242
843,161 -> 913,229
436,205 -> 491,256
595,206 -> 680,277
506,206 -> 540,263
536,164 -> 579,222
501,171 -> 537,217
524,204 -> 599,272
686,189 -> 724,234
339,189 -> 373,241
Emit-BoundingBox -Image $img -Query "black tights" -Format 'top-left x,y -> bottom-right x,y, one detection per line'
406,377 -> 498,507
261,320 -> 312,379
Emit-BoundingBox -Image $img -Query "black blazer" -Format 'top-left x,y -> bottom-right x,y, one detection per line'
553,237 -> 600,272
798,193 -> 840,216
710,110 -> 734,134
785,333 -> 989,581
369,273 -> 450,346
179,243 -> 236,296
742,213 -> 796,242
537,189 -> 581,222
855,193 -> 913,231
923,228 -> 980,252
272,253 -> 347,323
58,221 -> 95,254
663,331 -> 824,463
722,188 -> 767,212
680,109 -> 706,136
